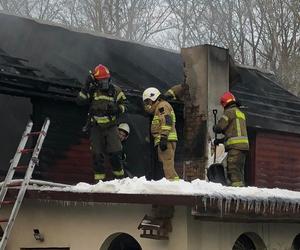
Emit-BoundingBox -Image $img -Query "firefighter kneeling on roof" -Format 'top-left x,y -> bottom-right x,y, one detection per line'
213,91 -> 249,187
142,87 -> 179,180
77,64 -> 127,182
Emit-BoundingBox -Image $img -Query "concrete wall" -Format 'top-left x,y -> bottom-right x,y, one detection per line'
4,200 -> 300,250
181,45 -> 229,180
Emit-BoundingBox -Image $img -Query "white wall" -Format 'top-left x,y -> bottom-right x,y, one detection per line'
6,200 -> 187,250
4,200 -> 300,250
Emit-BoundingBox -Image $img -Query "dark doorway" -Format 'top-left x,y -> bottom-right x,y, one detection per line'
108,233 -> 142,250
232,232 -> 266,250
292,234 -> 300,250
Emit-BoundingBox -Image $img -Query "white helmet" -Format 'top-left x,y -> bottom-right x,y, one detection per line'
118,123 -> 130,135
142,87 -> 161,102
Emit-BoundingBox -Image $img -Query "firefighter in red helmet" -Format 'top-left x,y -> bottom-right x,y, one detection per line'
77,64 -> 127,182
213,91 -> 249,187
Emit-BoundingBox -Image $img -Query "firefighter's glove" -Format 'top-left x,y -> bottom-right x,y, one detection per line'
213,138 -> 224,146
82,124 -> 89,134
159,136 -> 168,151
106,104 -> 120,115
213,125 -> 222,134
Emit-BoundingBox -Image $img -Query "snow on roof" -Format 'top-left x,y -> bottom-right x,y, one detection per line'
28,177 -> 300,206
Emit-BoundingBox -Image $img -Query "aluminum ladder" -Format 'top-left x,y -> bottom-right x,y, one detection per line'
0,118 -> 50,250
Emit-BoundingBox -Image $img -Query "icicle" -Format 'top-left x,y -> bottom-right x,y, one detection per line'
218,198 -> 223,216
202,197 -> 207,212
235,199 -> 240,213
247,200 -> 253,211
243,199 -> 247,210
292,203 -> 296,213
271,201 -> 276,214
255,200 -> 261,214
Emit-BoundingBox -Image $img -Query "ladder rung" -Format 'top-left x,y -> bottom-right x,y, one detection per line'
0,219 -> 9,223
6,181 -> 23,187
27,131 -> 45,136
13,165 -> 28,171
0,201 -> 15,205
20,148 -> 33,154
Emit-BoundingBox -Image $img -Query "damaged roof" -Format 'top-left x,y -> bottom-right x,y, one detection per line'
1,13 -> 300,135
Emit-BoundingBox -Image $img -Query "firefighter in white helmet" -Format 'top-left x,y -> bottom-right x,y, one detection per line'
142,87 -> 179,180
118,122 -> 134,177
118,123 -> 130,142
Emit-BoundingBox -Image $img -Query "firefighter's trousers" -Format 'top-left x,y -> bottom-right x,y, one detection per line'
227,148 -> 247,186
157,141 -> 179,180
90,125 -> 123,178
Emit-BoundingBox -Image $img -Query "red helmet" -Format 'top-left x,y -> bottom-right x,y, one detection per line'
93,64 -> 110,80
220,91 -> 236,107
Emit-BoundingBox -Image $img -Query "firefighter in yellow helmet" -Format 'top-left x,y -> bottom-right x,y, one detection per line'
77,64 -> 127,182
213,91 -> 249,187
142,87 -> 179,180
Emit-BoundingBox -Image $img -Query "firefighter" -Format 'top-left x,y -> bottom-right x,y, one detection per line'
77,64 -> 127,182
213,91 -> 249,187
118,123 -> 130,143
142,87 -> 179,180
118,123 -> 133,177
164,83 -> 188,102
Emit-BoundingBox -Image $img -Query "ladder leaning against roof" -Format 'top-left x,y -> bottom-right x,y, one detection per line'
0,118 -> 50,250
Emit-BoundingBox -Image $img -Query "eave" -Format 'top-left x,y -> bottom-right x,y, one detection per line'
11,189 -> 300,223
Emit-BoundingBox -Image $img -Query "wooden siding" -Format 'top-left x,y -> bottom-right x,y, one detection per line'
254,131 -> 300,191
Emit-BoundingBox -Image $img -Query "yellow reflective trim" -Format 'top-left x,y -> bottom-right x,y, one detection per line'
117,92 -> 126,101
119,105 -> 125,113
222,115 -> 229,121
171,111 -> 176,122
94,173 -> 106,180
167,89 -> 176,99
236,110 -> 245,120
79,92 -> 89,99
113,169 -> 124,177
154,136 -> 161,145
226,137 -> 249,145
93,116 -> 116,124
168,132 -> 178,141
169,176 -> 180,181
161,125 -> 172,131
236,119 -> 241,136
93,95 -> 114,101
231,181 -> 244,187
152,116 -> 160,125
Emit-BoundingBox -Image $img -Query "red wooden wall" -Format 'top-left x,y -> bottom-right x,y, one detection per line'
253,130 -> 300,191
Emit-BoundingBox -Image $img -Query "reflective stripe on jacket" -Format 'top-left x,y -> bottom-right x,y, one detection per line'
215,104 -> 249,151
77,82 -> 126,128
151,100 -> 178,146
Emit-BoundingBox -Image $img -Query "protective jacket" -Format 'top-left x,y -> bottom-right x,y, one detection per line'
164,84 -> 185,101
151,100 -> 178,146
78,76 -> 127,128
214,103 -> 249,151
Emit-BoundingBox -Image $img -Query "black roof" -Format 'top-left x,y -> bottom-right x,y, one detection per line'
1,12 -> 300,136
232,66 -> 300,134
0,12 -> 184,92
